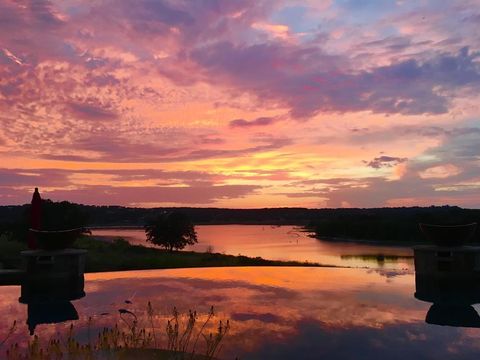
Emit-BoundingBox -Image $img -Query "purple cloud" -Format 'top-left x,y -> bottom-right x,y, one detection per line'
191,43 -> 480,117
229,116 -> 278,128
365,156 -> 408,169
0,167 -> 260,205
67,101 -> 118,121
0,168 -> 225,188
198,136 -> 225,145
39,184 -> 261,206
0,168 -> 68,187
38,132 -> 292,163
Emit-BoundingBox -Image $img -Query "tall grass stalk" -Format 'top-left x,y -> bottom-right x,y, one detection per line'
4,304 -> 230,360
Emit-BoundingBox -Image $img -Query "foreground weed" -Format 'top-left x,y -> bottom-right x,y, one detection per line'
4,304 -> 230,360
0,321 -> 16,349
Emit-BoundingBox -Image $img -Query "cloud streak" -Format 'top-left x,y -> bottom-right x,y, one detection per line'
229,116 -> 279,128
365,156 -> 408,169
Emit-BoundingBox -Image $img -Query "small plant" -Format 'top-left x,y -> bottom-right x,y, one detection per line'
165,305 -> 229,360
205,245 -> 214,254
147,301 -> 158,348
3,304 -> 230,360
203,319 -> 230,359
0,321 -> 16,349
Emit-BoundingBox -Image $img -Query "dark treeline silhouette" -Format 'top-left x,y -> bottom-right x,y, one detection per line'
1,203 -> 479,243
0,200 -> 89,242
2,205 -> 322,227
307,206 -> 480,243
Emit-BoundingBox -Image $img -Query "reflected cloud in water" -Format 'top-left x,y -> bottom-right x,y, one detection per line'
25,301 -> 79,336
341,254 -> 413,268
19,274 -> 85,335
426,305 -> 480,328
0,267 -> 479,359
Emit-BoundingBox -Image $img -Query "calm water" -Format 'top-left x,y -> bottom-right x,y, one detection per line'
91,225 -> 414,270
1,267 -> 480,359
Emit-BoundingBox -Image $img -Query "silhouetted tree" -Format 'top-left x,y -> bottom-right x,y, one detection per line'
144,212 -> 198,251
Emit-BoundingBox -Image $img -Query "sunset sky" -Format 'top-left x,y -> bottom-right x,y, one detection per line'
1,0 -> 479,208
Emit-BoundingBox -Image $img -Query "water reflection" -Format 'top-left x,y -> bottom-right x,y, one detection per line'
414,246 -> 480,328
341,254 -> 413,267
426,305 -> 480,328
19,275 -> 85,335
24,301 -> 79,336
1,267 -> 480,359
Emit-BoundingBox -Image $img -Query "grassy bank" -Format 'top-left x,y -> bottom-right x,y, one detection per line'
76,237 -> 323,272
0,235 -> 27,270
0,236 -> 323,273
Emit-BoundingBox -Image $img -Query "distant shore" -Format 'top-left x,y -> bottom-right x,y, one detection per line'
90,225 -> 421,248
88,223 -> 302,229
312,234 -> 421,247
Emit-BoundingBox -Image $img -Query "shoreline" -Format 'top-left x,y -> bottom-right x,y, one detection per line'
88,223 -> 307,229
90,225 -> 423,248
75,237 -> 329,273
0,236 -> 334,285
311,234 -> 423,247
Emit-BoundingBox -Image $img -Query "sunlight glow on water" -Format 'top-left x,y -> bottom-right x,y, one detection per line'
91,225 -> 414,270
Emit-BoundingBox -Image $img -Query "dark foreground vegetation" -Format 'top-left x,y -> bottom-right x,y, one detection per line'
2,304 -> 230,360
77,237 -> 321,272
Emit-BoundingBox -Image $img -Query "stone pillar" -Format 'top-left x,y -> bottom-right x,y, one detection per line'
20,249 -> 87,302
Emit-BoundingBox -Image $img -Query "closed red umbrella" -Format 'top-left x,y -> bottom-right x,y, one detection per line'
28,187 -> 42,249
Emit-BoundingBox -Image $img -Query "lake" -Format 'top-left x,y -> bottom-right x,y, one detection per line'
1,267 -> 480,359
91,225 -> 414,270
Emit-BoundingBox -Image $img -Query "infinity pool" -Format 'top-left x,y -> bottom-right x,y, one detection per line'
1,267 -> 479,359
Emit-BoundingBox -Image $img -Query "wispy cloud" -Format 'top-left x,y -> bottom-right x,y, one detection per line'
365,156 -> 408,169
229,116 -> 279,128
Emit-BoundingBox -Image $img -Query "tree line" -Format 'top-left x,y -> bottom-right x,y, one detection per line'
0,200 -> 198,251
1,202 -> 479,243
306,206 -> 480,243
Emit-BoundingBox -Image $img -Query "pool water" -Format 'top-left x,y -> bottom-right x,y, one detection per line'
1,267 -> 479,359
